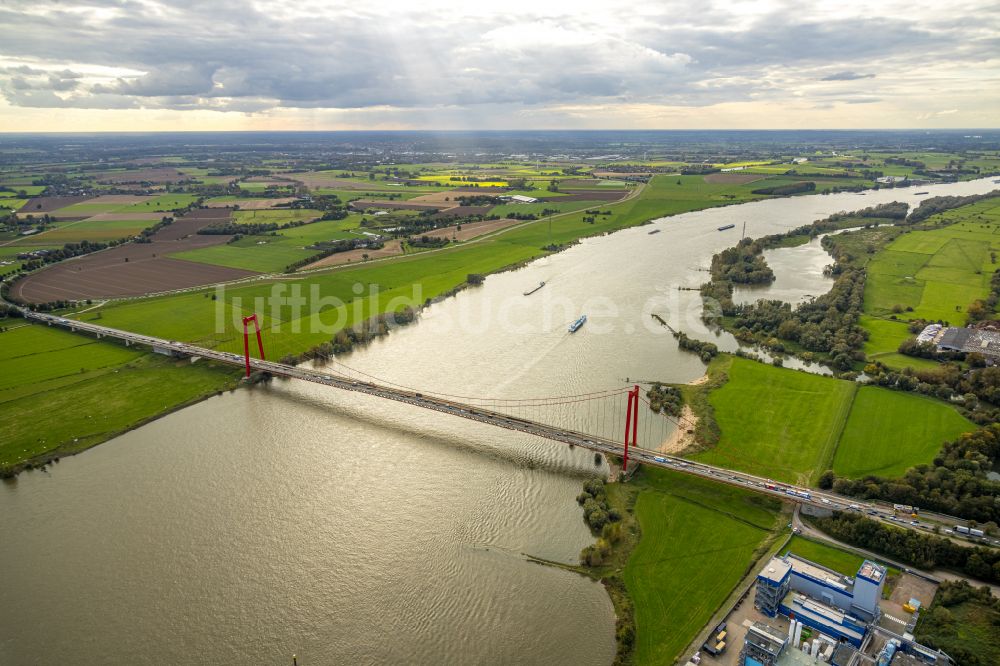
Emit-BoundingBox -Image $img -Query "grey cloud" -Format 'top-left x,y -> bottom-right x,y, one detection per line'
821,71 -> 876,81
0,0 -> 996,116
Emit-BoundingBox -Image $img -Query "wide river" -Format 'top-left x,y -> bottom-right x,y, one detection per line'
2,179 -> 997,665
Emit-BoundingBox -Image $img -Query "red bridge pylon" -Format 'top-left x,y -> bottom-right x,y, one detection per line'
242,313 -> 265,378
623,384 -> 639,473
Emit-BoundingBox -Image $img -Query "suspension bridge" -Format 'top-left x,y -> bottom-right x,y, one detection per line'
19,309 -> 987,538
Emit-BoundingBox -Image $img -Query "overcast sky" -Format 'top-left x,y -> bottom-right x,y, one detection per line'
1,0 -> 998,131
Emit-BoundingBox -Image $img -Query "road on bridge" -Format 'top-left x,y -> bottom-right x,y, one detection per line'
22,309 -> 998,550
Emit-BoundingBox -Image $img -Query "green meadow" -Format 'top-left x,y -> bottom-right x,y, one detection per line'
833,386 -> 973,478
862,198 -> 1000,360
691,355 -> 973,484
625,467 -> 782,665
0,324 -> 238,471
692,356 -> 857,485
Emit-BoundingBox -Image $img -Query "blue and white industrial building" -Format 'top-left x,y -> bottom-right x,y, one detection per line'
755,554 -> 886,648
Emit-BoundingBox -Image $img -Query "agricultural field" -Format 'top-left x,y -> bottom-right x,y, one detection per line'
0,197 -> 27,212
862,198 -> 1000,359
171,215 -> 362,273
692,356 -> 856,485
232,208 -> 323,225
832,386 -> 973,478
79,172 -> 837,357
0,323 -> 239,471
624,467 -> 782,666
692,355 -> 973,484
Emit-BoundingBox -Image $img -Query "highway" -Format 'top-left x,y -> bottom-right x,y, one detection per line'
23,309 -> 999,549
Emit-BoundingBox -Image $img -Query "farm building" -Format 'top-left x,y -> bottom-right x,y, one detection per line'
507,195 -> 538,204
936,326 -> 1000,359
876,175 -> 908,185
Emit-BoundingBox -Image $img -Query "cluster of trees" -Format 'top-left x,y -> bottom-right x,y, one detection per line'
276,307 -> 419,366
915,580 -> 999,666
673,331 -> 719,363
13,239 -> 120,273
710,238 -> 775,285
813,512 -> 1000,583
646,383 -> 683,417
907,190 -> 1000,225
285,238 -> 384,272
576,479 -> 621,530
728,269 -> 868,369
455,195 -> 503,206
820,424 -> 1000,523
750,203 -> 908,251
200,221 -> 280,236
751,181 -> 816,196
885,157 -> 926,168
407,235 -> 449,249
134,216 -> 173,243
861,355 -> 1000,424
0,303 -> 24,319
577,478 -> 624,566
967,269 -> 1000,324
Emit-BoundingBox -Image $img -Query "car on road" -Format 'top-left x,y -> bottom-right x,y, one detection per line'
653,456 -> 667,463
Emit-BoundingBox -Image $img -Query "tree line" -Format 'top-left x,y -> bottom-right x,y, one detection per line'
812,512 -> 1000,583
819,423 -> 1000,524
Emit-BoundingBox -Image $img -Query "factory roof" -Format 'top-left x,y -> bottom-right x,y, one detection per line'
748,622 -> 787,648
787,554 -> 851,592
759,557 -> 792,584
857,561 -> 885,583
783,593 -> 865,644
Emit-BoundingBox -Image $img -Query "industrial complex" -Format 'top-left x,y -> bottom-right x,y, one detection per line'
686,549 -> 952,666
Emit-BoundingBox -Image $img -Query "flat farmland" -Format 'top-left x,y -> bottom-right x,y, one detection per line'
862,198 -> 1000,351
443,218 -> 525,241
0,324 -> 237,470
692,356 -> 856,485
539,190 -> 627,202
50,194 -> 198,218
9,240 -> 257,301
90,167 -> 186,183
0,197 -> 27,212
0,324 -> 141,393
20,195 -> 93,213
173,216 -> 362,273
28,217 -> 159,243
285,171 -> 404,190
704,172 -> 765,184
233,208 -> 323,225
10,208 -> 257,302
832,386 -> 973,478
0,184 -> 45,196
204,197 -> 298,209
488,200 -> 602,217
